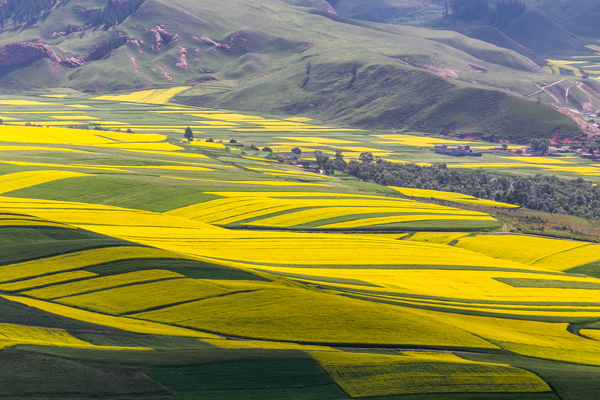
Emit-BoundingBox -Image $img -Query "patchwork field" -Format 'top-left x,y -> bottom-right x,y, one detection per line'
0,92 -> 599,399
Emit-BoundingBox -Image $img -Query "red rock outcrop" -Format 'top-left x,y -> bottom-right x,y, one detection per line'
0,42 -> 62,66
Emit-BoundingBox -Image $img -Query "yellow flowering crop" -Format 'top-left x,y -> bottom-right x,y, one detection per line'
203,339 -> 339,352
455,234 -> 588,265
0,271 -> 97,291
167,195 -> 487,227
407,232 -> 471,245
310,351 -> 550,397
85,225 -> 532,270
391,187 -> 518,208
161,176 -> 328,187
247,207 -> 489,228
276,136 -> 359,144
132,288 -> 496,347
126,150 -> 207,158
581,329 -> 600,341
0,219 -> 74,229
188,141 -> 226,149
0,146 -> 87,153
0,246 -> 189,283
0,170 -> 91,195
373,134 -> 479,148
58,278 -> 233,315
530,244 -> 600,270
501,156 -> 575,164
406,307 -> 600,366
316,214 -> 496,229
23,269 -> 185,299
2,295 -> 220,339
0,322 -> 150,351
93,142 -> 184,151
93,87 -> 190,104
0,100 -> 55,105
261,267 -> 600,303
93,132 -> 166,143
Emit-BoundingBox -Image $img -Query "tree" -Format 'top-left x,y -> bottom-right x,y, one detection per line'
206,138 -> 214,143
530,138 -> 539,151
333,150 -> 347,171
184,126 -> 193,141
262,146 -> 273,153
538,138 -> 550,153
230,139 -> 237,143
291,147 -> 302,155
359,152 -> 374,164
314,150 -> 329,169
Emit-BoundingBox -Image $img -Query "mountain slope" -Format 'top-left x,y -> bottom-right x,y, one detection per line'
0,0 -> 589,141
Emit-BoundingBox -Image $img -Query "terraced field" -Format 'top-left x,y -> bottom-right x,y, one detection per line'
0,93 -> 599,399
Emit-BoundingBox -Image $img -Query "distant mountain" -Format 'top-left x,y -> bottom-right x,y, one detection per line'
0,0 -> 594,142
328,0 -> 599,56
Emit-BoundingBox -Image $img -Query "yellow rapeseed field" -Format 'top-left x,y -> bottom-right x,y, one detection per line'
133,287 -> 497,348
188,141 -> 225,149
167,193 -> 489,227
316,214 -> 496,229
310,351 -> 550,397
407,232 -> 471,244
0,145 -> 88,153
0,322 -> 150,351
23,270 -> 185,299
0,246 -> 190,283
58,278 -> 233,315
161,176 -> 329,187
245,206 -> 490,228
92,87 -> 190,104
0,100 -> 55,105
530,244 -> 600,270
373,134 -> 479,148
0,170 -> 91,195
406,307 -> 600,365
82,225 -> 537,270
0,271 -> 97,291
391,187 -> 519,208
454,234 -> 589,265
2,295 -> 220,339
203,338 -> 339,352
126,150 -> 207,158
261,267 -> 600,304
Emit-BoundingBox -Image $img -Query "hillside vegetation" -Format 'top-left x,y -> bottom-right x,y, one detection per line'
0,0 -> 589,142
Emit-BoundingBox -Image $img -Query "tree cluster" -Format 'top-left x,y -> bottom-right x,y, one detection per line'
443,0 -> 525,27
488,0 -> 526,27
445,0 -> 489,22
87,0 -> 146,30
530,138 -> 550,152
0,0 -> 65,28
328,152 -> 600,219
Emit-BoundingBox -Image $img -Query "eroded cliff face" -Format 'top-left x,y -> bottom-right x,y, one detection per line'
0,42 -> 62,66
0,35 -> 130,68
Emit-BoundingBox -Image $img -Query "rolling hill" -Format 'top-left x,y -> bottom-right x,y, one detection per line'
0,96 -> 600,398
0,0 -> 593,142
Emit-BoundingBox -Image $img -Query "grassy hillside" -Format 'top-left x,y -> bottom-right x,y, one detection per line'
0,0 -> 589,141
